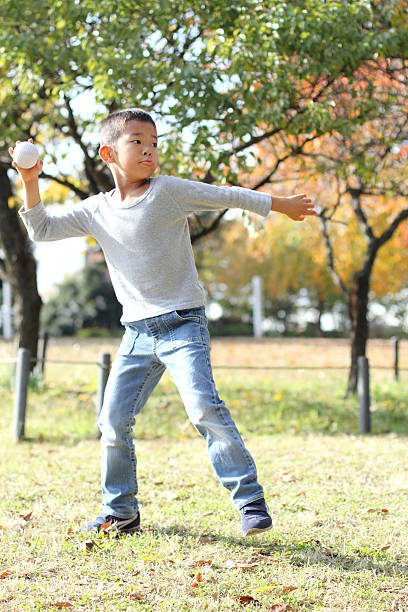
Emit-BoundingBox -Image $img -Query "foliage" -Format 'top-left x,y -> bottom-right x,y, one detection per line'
41,261 -> 122,335
197,215 -> 342,334
1,1 -> 407,193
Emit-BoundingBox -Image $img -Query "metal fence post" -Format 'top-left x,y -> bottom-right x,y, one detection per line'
13,348 -> 30,441
392,337 -> 399,381
358,355 -> 371,434
36,331 -> 49,377
96,352 -> 111,422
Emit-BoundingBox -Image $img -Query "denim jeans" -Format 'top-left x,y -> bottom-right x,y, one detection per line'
97,307 -> 264,517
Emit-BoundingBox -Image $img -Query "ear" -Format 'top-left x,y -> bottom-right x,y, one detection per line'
99,145 -> 114,163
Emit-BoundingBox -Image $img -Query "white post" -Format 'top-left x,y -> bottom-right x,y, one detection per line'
2,281 -> 14,339
252,275 -> 263,338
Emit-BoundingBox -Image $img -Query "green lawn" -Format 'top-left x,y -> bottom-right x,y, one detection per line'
0,338 -> 408,610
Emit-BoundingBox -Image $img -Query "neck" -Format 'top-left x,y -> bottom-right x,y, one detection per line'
112,172 -> 151,202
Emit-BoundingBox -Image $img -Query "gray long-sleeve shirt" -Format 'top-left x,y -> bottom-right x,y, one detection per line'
19,174 -> 271,322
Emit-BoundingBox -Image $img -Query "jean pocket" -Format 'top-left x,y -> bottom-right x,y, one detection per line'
174,308 -> 204,324
118,327 -> 139,355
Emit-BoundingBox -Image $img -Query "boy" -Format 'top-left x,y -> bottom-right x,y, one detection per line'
11,109 -> 315,537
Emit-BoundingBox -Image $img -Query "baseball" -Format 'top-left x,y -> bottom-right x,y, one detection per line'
13,141 -> 39,169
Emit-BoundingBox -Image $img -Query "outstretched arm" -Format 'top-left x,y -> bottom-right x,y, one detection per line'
271,194 -> 316,221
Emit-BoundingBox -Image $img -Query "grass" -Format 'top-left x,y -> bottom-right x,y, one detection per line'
0,337 -> 408,610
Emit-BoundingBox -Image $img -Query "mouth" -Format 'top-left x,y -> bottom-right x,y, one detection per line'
140,159 -> 153,165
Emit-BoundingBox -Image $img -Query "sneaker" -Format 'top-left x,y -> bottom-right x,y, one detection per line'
240,498 -> 272,536
82,511 -> 140,535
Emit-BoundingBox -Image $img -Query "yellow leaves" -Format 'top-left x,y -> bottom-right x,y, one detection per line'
87,236 -> 97,247
252,585 -> 297,594
7,196 -> 16,208
40,181 -> 72,206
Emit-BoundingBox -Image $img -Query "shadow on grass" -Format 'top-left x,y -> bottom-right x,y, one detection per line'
146,523 -> 408,577
20,433 -> 100,446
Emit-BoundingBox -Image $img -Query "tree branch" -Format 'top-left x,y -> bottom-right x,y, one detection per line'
39,171 -> 89,200
377,207 -> 408,249
318,212 -> 348,296
64,95 -> 112,193
347,185 -> 375,243
190,210 -> 228,244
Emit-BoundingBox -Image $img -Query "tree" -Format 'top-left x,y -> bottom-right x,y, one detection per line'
303,59 -> 408,393
0,0 -> 406,358
41,261 -> 122,336
196,214 -> 341,335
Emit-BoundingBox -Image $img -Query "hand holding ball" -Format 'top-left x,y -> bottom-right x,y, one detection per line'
12,141 -> 40,169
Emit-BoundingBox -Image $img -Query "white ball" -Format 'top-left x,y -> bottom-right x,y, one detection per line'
13,141 -> 39,169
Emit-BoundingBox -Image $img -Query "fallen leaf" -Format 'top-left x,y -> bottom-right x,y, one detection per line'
80,540 -> 97,552
380,545 -> 391,551
49,604 -> 74,609
0,571 -> 11,579
233,595 -> 259,605
67,527 -> 73,535
199,535 -> 216,543
20,512 -> 32,521
364,508 -> 390,515
129,592 -> 145,600
191,571 -> 203,587
268,605 -> 294,611
225,560 -> 261,570
192,559 -> 213,567
322,547 -> 338,557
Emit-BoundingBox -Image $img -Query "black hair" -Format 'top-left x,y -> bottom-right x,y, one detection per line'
100,108 -> 156,147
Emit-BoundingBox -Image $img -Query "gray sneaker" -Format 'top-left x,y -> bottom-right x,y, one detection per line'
240,498 -> 272,536
82,511 -> 140,535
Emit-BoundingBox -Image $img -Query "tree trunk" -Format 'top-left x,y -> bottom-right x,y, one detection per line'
346,269 -> 370,395
316,297 -> 325,337
0,167 -> 42,368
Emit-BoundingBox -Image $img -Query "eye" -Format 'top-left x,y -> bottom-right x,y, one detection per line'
131,139 -> 141,144
153,142 -> 158,148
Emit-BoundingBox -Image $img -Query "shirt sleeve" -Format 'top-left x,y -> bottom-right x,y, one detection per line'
19,198 -> 97,242
163,175 -> 271,217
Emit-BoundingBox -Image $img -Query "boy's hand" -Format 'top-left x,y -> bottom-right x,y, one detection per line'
271,194 -> 316,221
9,138 -> 43,210
8,138 -> 43,184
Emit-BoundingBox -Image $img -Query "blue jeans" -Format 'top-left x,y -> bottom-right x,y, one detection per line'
97,307 -> 264,517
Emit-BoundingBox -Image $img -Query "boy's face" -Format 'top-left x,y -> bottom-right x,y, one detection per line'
100,119 -> 159,180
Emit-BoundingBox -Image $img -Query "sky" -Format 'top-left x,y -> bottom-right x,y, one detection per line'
35,236 -> 86,298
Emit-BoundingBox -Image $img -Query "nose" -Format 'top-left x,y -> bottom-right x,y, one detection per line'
142,145 -> 152,157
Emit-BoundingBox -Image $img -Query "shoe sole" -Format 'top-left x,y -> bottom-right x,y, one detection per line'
243,524 -> 273,537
